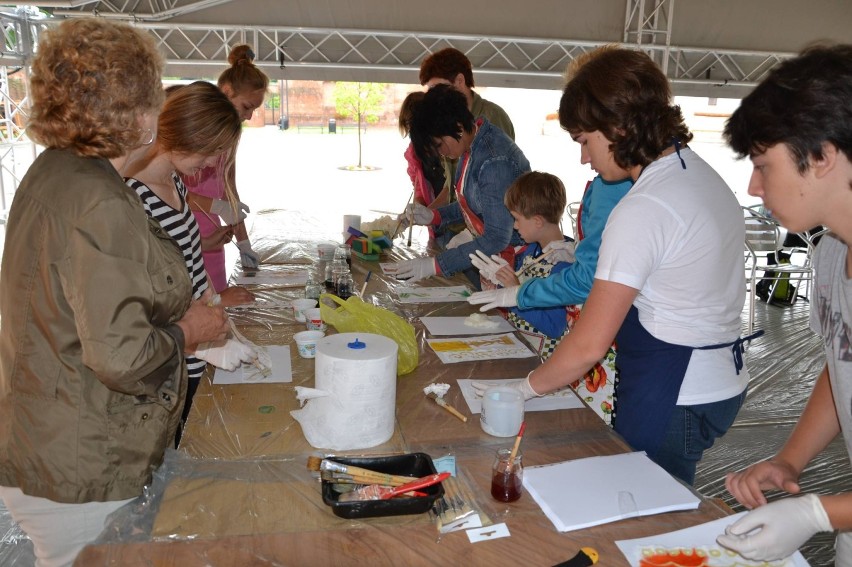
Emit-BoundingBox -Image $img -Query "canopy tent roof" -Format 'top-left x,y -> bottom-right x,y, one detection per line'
3,0 -> 851,97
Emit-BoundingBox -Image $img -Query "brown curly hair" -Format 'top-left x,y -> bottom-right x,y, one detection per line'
27,18 -> 164,158
218,44 -> 269,94
558,47 -> 692,169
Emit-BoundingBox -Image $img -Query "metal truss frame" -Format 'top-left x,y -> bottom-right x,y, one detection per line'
0,0 -> 792,208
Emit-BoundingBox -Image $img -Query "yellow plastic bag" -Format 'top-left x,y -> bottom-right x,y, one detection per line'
319,294 -> 418,375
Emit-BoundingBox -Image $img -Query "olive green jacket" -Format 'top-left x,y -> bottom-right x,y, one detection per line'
0,149 -> 192,503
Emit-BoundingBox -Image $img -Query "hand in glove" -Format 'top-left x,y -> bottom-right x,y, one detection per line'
446,229 -> 474,250
210,198 -> 250,226
716,494 -> 833,561
468,250 -> 510,286
467,286 -> 519,312
542,240 -> 576,264
237,239 -> 260,269
398,203 -> 438,227
472,372 -> 541,401
194,338 -> 257,371
393,257 -> 437,282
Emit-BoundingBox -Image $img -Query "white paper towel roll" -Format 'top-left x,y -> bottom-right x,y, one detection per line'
291,333 -> 398,450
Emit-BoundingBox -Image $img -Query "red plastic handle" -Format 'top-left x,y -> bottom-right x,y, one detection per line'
384,472 -> 450,499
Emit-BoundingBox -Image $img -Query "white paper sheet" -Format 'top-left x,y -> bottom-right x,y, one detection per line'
614,512 -> 810,566
420,316 -> 515,336
523,452 -> 700,533
212,346 -> 293,384
225,297 -> 292,310
396,286 -> 471,303
379,262 -> 398,276
232,270 -> 309,286
426,333 -> 536,363
457,378 -> 585,413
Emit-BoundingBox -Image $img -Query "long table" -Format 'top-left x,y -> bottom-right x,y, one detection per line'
75,221 -> 731,566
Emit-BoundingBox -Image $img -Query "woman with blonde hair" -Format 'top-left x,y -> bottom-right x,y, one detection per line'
0,19 -> 229,566
184,44 -> 270,291
125,80 -> 256,432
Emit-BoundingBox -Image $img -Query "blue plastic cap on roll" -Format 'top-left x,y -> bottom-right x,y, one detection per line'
347,338 -> 366,349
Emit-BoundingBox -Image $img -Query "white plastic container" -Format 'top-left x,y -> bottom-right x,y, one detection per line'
481,386 -> 524,437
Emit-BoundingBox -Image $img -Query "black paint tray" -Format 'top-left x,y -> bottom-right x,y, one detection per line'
321,452 -> 444,519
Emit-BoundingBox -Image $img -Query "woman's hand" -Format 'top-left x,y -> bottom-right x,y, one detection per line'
176,290 -> 229,348
218,286 -> 255,307
201,225 -> 233,251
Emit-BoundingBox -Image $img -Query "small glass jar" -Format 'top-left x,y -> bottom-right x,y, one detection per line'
304,273 -> 323,301
491,448 -> 523,502
325,259 -> 346,289
335,271 -> 355,300
334,244 -> 352,268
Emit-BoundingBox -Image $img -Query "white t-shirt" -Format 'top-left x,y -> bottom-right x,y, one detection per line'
809,232 -> 852,562
596,148 -> 748,405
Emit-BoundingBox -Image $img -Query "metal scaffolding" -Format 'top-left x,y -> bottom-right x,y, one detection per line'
0,0 -> 793,209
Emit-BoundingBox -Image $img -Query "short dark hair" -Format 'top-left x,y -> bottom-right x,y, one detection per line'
558,47 -> 692,169
504,171 -> 567,224
725,44 -> 852,173
409,84 -> 475,160
419,48 -> 474,87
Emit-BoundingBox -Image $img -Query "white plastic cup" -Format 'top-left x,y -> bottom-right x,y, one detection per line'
291,298 -> 317,322
304,307 -> 327,332
480,386 -> 525,437
343,214 -> 361,241
294,330 -> 325,358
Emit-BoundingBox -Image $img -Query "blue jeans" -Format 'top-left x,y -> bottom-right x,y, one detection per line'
654,389 -> 747,485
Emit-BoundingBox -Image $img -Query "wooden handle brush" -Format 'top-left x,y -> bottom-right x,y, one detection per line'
307,456 -> 414,487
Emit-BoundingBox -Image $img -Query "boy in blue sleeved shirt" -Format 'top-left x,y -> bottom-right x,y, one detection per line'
471,174 -> 632,423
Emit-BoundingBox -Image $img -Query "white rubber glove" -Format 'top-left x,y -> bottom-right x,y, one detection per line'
398,203 -> 438,226
446,229 -> 474,250
472,373 -> 541,401
467,286 -> 519,312
210,198 -> 249,226
716,494 -> 833,561
194,338 -> 257,371
468,250 -> 509,286
237,239 -> 260,269
394,257 -> 437,282
542,240 -> 576,264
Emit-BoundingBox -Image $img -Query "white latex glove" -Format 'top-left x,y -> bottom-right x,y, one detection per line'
237,239 -> 260,269
398,203 -> 437,226
210,198 -> 249,226
467,286 -> 519,312
394,257 -> 437,282
472,373 -> 541,401
468,250 -> 509,286
194,338 -> 257,371
542,240 -> 576,264
446,229 -> 474,249
716,494 -> 833,561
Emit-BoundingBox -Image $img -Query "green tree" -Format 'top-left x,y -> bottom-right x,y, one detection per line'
332,81 -> 387,168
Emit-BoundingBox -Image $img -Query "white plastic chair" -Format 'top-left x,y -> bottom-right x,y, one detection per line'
566,201 -> 581,241
742,206 -> 824,337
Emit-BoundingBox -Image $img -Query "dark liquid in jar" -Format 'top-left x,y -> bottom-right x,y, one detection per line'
491,470 -> 522,502
336,284 -> 352,300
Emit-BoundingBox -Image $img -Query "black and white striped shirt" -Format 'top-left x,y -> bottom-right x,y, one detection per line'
127,174 -> 208,380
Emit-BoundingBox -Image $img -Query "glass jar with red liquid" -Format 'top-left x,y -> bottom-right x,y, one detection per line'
491,448 -> 523,502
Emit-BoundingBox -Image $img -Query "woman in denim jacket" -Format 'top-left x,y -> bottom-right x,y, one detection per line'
392,85 -> 531,283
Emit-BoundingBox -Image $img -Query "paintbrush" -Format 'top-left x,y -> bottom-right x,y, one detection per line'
337,472 -> 450,502
514,249 -> 556,277
359,270 -> 372,298
306,456 -> 415,486
392,190 -> 414,239
508,420 -> 526,464
425,392 -> 468,423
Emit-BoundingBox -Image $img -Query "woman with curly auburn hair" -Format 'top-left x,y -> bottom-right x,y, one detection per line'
501,46 -> 750,486
0,19 -> 230,566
